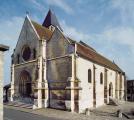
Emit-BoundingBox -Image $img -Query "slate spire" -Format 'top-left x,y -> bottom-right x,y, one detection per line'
42,9 -> 63,31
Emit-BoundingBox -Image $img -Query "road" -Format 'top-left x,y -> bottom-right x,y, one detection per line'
4,107 -> 63,120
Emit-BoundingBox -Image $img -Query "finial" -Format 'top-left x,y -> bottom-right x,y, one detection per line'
48,5 -> 54,12
26,11 -> 29,16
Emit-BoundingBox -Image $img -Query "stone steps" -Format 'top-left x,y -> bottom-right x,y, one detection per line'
109,97 -> 119,106
109,97 -> 125,106
90,104 -> 131,119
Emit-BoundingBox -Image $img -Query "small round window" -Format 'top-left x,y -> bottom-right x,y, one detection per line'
22,45 -> 31,61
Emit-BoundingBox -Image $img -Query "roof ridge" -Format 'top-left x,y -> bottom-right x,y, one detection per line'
79,41 -> 96,52
77,42 -> 97,53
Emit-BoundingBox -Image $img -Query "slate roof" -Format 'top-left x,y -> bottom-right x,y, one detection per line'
42,9 -> 63,31
31,20 -> 53,40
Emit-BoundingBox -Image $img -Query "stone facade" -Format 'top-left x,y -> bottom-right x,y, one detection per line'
0,45 -> 9,120
10,16 -> 39,103
10,10 -> 126,113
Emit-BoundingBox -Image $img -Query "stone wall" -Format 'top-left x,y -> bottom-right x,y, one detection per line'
47,28 -> 74,109
13,17 -> 39,64
47,57 -> 72,81
12,17 -> 39,100
76,56 -> 125,113
14,61 -> 37,97
47,28 -> 74,59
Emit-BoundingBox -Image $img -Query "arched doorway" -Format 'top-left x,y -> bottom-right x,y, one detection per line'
109,82 -> 113,97
19,70 -> 32,97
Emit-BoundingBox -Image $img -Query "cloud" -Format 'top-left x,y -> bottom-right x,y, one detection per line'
61,20 -> 91,41
46,0 -> 73,14
111,0 -> 134,24
28,0 -> 46,11
97,27 -> 134,48
0,16 -> 24,50
28,0 -> 73,14
93,27 -> 134,79
0,16 -> 24,85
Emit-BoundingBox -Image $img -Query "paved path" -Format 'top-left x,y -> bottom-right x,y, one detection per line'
4,105 -> 130,120
4,107 -> 63,120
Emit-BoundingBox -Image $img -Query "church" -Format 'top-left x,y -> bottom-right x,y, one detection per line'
10,10 -> 126,113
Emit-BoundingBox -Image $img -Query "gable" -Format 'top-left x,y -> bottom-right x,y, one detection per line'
47,28 -> 74,59
13,16 -> 39,64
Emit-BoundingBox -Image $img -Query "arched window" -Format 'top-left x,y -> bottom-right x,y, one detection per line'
33,48 -> 36,59
21,45 -> 31,61
100,72 -> 103,84
88,69 -> 92,83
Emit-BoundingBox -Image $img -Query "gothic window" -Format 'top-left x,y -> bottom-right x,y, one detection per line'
22,45 -> 31,61
33,48 -> 36,59
100,72 -> 103,84
88,69 -> 92,83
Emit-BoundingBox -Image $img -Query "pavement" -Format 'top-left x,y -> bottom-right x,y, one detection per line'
91,102 -> 134,119
4,107 -> 63,120
4,104 -> 132,120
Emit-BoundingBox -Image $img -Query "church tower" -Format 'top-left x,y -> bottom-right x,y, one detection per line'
42,9 -> 63,32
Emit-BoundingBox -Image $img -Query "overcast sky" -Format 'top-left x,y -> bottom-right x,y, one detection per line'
0,0 -> 134,85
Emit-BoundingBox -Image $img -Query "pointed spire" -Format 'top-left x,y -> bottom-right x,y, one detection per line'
42,9 -> 63,31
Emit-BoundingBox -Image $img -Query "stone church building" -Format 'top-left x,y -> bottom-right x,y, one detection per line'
10,10 -> 126,113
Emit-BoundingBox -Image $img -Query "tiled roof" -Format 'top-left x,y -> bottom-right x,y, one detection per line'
79,41 -> 96,52
76,43 -> 124,73
31,20 -> 53,40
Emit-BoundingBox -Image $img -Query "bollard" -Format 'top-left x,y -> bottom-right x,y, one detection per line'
85,108 -> 90,116
117,109 -> 122,118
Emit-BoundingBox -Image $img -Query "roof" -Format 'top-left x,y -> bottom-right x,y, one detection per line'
79,41 -> 96,52
31,14 -> 124,73
76,43 -> 124,73
0,44 -> 9,51
31,20 -> 53,40
42,9 -> 63,31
